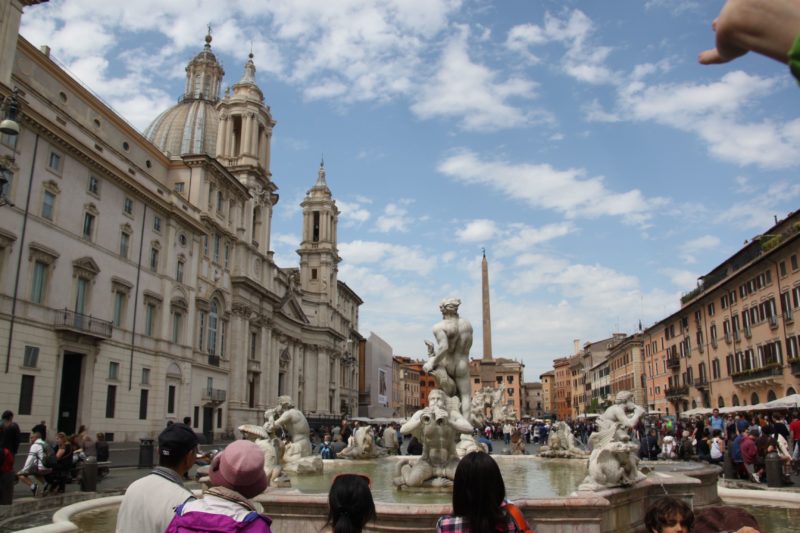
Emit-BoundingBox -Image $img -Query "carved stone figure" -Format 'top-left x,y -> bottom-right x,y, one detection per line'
539,421 -> 588,458
455,433 -> 488,458
423,298 -> 473,420
338,425 -> 387,459
238,422 -> 286,487
578,391 -> 647,491
264,396 -> 322,475
394,389 -> 473,488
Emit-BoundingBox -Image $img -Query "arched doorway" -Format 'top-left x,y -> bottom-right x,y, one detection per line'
732,394 -> 740,406
788,387 -> 797,396
750,392 -> 759,405
718,396 -> 725,408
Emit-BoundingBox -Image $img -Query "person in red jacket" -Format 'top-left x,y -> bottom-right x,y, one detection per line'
789,413 -> 800,460
740,428 -> 762,483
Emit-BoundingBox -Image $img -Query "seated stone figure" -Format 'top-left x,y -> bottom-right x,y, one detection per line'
539,421 -> 588,458
338,425 -> 387,459
579,391 -> 647,491
263,396 -> 322,475
394,390 -> 473,488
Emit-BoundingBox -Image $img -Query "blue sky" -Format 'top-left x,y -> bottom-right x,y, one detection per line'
20,0 -> 800,381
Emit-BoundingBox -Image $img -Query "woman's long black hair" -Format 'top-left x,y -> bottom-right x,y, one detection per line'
452,451 -> 506,533
324,474 -> 377,533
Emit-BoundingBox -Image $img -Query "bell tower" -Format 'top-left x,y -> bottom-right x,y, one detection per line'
298,160 -> 340,300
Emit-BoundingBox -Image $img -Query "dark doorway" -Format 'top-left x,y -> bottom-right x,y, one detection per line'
202,407 -> 213,444
58,352 -> 83,434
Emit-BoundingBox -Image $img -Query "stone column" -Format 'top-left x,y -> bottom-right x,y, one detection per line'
482,251 -> 493,360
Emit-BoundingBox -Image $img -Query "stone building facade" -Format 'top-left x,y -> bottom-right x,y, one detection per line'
539,370 -> 554,417
0,7 -> 361,441
360,332 -> 393,418
521,382 -> 544,419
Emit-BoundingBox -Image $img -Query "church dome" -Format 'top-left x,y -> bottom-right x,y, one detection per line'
143,29 -> 224,157
143,99 -> 219,156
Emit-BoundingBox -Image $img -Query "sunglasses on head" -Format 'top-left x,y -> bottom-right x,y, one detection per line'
332,473 -> 371,488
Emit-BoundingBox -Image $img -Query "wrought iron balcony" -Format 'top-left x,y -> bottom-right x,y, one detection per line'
694,376 -> 708,389
665,385 -> 689,399
53,309 -> 112,339
731,364 -> 783,384
666,357 -> 681,370
202,388 -> 226,404
791,360 -> 800,376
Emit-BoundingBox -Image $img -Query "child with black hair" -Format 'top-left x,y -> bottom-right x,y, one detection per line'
323,473 -> 376,533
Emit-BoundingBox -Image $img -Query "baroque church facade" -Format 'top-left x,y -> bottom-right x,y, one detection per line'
0,1 -> 361,442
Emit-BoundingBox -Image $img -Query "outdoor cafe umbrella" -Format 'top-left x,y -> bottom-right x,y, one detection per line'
763,393 -> 800,410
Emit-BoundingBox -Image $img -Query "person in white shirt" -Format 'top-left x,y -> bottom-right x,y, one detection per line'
17,431 -> 47,496
116,424 -> 198,533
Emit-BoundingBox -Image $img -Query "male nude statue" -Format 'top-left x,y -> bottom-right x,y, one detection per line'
265,396 -> 312,463
589,390 -> 646,449
423,298 -> 473,420
395,389 -> 473,487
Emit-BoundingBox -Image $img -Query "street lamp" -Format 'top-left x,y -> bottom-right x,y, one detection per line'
0,90 -> 20,207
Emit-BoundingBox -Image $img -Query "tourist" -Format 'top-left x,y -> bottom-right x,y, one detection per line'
699,0 -> 800,83
116,423 -> 198,533
709,429 -> 725,465
502,421 -> 513,446
789,411 -> 800,459
661,433 -> 677,459
640,428 -> 661,460
0,410 -> 21,457
166,440 -> 271,533
382,423 -> 399,455
17,431 -> 48,496
323,473 -> 376,533
95,432 -> 110,477
436,451 -> 531,533
31,420 -> 47,442
644,496 -> 694,533
319,434 -> 336,459
740,428 -> 762,483
709,409 -> 724,434
406,435 -> 423,455
696,429 -> 712,463
331,433 -> 347,456
47,432 -> 73,494
677,431 -> 693,461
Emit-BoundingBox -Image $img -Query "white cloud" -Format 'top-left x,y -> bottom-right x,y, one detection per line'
660,268 -> 701,291
375,203 -> 412,233
715,180 -> 800,230
456,219 -> 498,242
411,27 -> 539,131
606,71 -> 800,169
498,222 -> 573,254
680,235 -> 721,264
339,240 -> 436,276
336,199 -> 371,225
438,149 -> 665,224
506,10 -> 618,85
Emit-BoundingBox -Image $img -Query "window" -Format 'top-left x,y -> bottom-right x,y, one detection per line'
213,234 -> 220,263
171,311 -> 182,343
194,406 -> 199,428
113,291 -> 125,327
176,259 -> 185,283
712,359 -> 720,379
88,176 -> 99,195
19,375 -> 34,415
119,231 -> 130,258
203,235 -> 209,256
109,361 -> 120,380
311,268 -> 317,280
174,182 -> 184,193
149,247 -> 159,272
144,302 -> 156,336
141,368 -> 150,385
106,385 -> 117,418
198,311 -> 206,351
30,260 -> 47,304
721,294 -> 728,309
82,212 -> 95,240
780,261 -> 787,277
250,331 -> 258,360
220,320 -> 226,358
139,389 -> 148,420
23,346 -> 39,368
41,190 -> 55,220
312,211 -> 320,242
707,303 -> 715,316
123,197 -> 133,215
507,375 -> 514,383
217,408 -> 222,429
792,254 -> 798,271
48,151 -> 62,173
216,190 -> 224,212
224,243 -> 230,269
167,385 -> 176,414
208,299 -> 219,355
153,215 -> 161,233
74,277 -> 88,315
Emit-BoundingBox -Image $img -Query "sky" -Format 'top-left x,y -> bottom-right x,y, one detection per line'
19,0 -> 800,382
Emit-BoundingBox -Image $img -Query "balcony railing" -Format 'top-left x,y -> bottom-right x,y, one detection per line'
724,332 -> 732,344
694,376 -> 708,389
711,337 -> 718,349
202,388 -> 226,403
665,385 -> 689,398
666,357 -> 680,370
731,364 -> 783,384
208,354 -> 220,367
768,315 -> 778,329
53,309 -> 112,339
744,326 -> 752,339
791,360 -> 800,376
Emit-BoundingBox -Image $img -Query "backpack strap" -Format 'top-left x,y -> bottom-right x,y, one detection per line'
503,502 -> 534,533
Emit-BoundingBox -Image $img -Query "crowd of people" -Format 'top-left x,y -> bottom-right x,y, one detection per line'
0,410 -> 110,497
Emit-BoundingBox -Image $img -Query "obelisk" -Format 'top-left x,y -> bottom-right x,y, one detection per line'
481,248 -> 492,360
